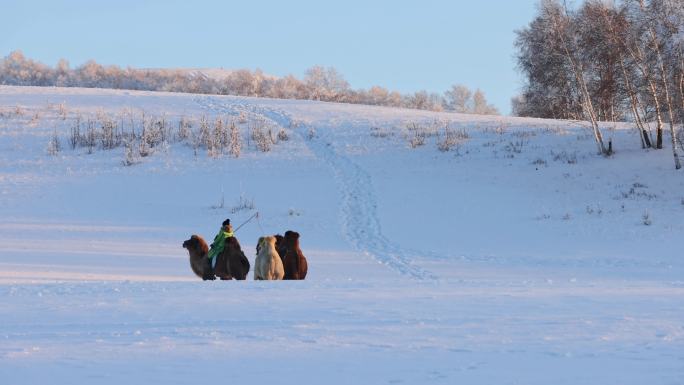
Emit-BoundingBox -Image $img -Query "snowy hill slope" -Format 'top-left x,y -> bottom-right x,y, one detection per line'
0,86 -> 682,384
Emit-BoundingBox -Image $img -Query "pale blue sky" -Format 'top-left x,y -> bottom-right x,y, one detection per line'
1,0 -> 539,114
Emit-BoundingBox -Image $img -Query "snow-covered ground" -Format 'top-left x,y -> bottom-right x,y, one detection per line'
0,86 -> 682,384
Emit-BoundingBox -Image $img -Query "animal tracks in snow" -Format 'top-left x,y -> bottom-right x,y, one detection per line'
194,96 -> 434,280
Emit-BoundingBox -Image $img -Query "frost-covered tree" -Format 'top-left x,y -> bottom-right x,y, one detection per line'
0,52 -> 498,115
304,66 -> 350,102
473,89 -> 500,115
444,84 -> 473,113
515,0 -> 682,166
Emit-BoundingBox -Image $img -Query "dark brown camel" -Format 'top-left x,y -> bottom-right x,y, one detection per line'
214,236 -> 250,280
281,230 -> 308,280
182,235 -> 215,280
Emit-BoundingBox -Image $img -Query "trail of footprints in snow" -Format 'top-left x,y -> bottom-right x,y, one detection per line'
194,96 -> 435,280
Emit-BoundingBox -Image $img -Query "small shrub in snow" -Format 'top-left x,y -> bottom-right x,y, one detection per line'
512,130 -> 536,139
532,158 -> 547,167
551,150 -> 577,164
138,137 -> 152,157
47,130 -> 61,156
29,112 -> 40,126
307,127 -> 317,140
250,119 -> 272,152
288,208 -> 301,217
238,111 -> 248,124
140,115 -> 166,149
409,133 -> 426,148
199,115 -> 211,149
177,116 -> 192,142
562,213 -> 571,221
406,121 -> 440,140
85,119 -> 97,154
231,194 -> 256,214
619,184 -> 657,200
585,205 -> 602,216
100,118 -> 117,150
642,211 -> 652,226
191,130 -> 201,157
70,115 -> 82,150
277,129 -> 289,142
203,117 -> 227,157
212,117 -> 228,154
495,122 -> 507,135
229,121 -> 242,158
437,126 -> 468,152
122,139 -> 141,166
436,134 -> 456,152
289,119 -> 303,129
370,126 -> 392,138
14,105 -> 24,116
505,140 -> 524,154
58,102 -> 68,120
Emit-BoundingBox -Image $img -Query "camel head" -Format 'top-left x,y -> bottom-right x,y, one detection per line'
284,230 -> 300,247
182,235 -> 208,256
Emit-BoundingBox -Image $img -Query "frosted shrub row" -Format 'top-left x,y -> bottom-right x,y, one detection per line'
0,104 -> 290,163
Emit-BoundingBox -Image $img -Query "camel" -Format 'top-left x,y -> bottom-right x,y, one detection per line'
254,236 -> 284,280
214,236 -> 250,280
282,230 -> 308,280
182,235 -> 215,280
257,234 -> 286,263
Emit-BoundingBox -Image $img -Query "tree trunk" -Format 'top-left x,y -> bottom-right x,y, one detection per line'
551,8 -> 608,156
618,55 -> 651,148
647,81 -> 664,149
599,6 -> 650,149
642,3 -> 678,167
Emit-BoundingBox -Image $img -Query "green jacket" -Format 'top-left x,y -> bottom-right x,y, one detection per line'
208,228 -> 234,260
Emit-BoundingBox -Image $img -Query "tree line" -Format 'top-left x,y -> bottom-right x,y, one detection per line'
514,0 -> 683,168
0,50 -> 498,115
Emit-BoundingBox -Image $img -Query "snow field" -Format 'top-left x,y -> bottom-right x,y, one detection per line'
0,86 -> 683,384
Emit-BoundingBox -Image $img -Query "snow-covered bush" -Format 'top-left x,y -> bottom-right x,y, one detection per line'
176,116 -> 192,141
122,139 -> 141,166
47,130 -> 61,156
370,126 -> 392,138
69,115 -> 81,150
85,120 -> 97,154
35,104 -> 289,162
437,126 -> 468,152
505,140 -> 524,154
277,129 -> 289,142
552,150 -> 578,164
409,133 -> 425,149
642,211 -> 652,226
229,121 -> 242,158
231,194 -> 256,214
250,119 -> 272,152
